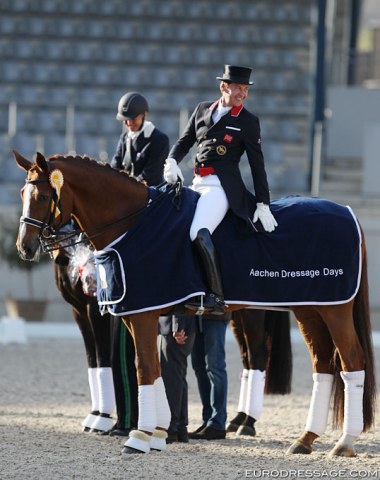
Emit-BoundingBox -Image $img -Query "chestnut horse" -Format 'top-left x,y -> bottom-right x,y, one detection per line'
14,151 -> 376,458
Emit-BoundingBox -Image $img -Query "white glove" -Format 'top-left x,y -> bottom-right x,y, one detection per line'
164,158 -> 184,184
253,203 -> 278,232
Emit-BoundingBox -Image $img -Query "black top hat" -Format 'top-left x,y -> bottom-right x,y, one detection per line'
216,65 -> 254,85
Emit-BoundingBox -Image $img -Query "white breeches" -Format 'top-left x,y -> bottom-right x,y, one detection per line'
190,175 -> 229,241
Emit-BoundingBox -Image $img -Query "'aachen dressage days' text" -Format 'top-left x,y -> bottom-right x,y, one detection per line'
249,268 -> 344,279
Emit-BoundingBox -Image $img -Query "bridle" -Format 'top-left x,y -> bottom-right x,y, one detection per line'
20,173 -> 183,254
20,176 -> 65,253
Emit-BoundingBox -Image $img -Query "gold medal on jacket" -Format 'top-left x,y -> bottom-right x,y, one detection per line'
216,145 -> 227,155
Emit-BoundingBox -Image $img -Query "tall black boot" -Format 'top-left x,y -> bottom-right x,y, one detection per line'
185,228 -> 225,315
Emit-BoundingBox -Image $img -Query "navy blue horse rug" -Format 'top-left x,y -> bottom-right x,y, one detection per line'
94,186 -> 362,316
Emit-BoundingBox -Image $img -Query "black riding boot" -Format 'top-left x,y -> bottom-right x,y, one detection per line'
185,228 -> 225,315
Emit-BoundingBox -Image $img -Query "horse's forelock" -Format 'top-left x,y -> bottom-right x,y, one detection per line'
29,162 -> 46,178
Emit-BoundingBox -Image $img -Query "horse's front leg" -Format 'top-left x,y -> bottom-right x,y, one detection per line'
122,313 -> 171,454
287,308 -> 335,455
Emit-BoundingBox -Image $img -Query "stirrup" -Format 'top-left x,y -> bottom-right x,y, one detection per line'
185,295 -> 207,315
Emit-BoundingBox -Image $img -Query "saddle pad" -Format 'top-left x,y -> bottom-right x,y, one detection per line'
214,195 -> 361,306
94,186 -> 205,315
94,188 -> 361,316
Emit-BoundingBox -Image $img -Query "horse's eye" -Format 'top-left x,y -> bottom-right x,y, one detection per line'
38,194 -> 49,202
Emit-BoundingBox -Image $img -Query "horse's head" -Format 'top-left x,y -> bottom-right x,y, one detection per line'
13,150 -> 73,262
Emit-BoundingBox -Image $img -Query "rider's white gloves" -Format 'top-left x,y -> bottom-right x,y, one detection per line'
164,158 -> 184,184
253,203 -> 278,232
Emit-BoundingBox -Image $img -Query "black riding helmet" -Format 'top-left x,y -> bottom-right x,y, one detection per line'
116,92 -> 149,121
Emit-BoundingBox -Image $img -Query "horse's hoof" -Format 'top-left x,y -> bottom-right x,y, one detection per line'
122,446 -> 145,455
109,428 -> 131,437
286,440 -> 312,455
328,444 -> 356,458
236,425 -> 256,437
226,422 -> 240,433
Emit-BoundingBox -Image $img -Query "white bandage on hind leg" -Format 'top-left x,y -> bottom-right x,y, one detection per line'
97,367 -> 116,414
340,370 -> 365,439
245,369 -> 266,420
305,373 -> 333,436
138,384 -> 157,433
88,368 -> 100,412
238,369 -> 249,414
154,377 -> 171,430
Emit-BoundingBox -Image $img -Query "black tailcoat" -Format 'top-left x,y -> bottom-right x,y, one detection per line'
169,101 -> 270,222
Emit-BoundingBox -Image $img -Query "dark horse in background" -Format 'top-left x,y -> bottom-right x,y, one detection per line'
52,236 -> 116,433
52,230 -> 139,435
228,308 -> 292,436
14,151 -> 376,458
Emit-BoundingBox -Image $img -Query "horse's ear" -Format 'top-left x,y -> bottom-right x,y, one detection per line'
35,151 -> 49,174
12,150 -> 33,172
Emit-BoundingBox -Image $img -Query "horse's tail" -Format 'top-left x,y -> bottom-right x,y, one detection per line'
265,310 -> 292,394
332,230 -> 377,431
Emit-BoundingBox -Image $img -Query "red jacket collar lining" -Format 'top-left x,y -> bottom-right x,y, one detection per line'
231,104 -> 243,116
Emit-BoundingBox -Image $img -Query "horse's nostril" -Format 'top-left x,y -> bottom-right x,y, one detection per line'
20,243 -> 33,260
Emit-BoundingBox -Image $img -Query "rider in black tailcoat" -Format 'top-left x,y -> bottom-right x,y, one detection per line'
164,65 -> 277,314
168,98 -> 270,222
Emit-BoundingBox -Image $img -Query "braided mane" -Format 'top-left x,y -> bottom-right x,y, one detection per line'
47,154 -> 139,182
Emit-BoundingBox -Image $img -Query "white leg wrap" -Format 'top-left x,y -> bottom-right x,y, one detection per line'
340,370 -> 365,438
81,413 -> 99,429
90,414 -> 114,432
154,377 -> 171,430
305,373 -> 333,436
245,369 -> 266,420
97,367 -> 116,415
137,385 -> 157,433
237,369 -> 249,413
149,429 -> 168,451
124,430 -> 151,453
88,368 -> 100,412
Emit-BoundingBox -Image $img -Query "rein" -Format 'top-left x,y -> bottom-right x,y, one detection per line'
21,175 -> 182,253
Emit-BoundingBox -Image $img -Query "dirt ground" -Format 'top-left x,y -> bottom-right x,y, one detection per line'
0,327 -> 379,480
